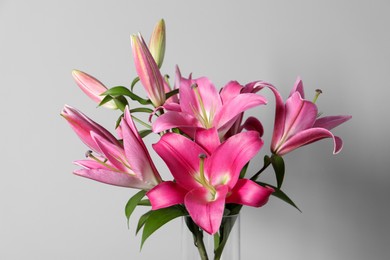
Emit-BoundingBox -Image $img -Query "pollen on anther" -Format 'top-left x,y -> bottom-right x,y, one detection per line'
198,153 -> 207,159
85,150 -> 93,158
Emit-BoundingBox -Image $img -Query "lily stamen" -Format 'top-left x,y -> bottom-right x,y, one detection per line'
197,154 -> 217,198
85,150 -> 117,171
313,89 -> 322,103
192,84 -> 212,129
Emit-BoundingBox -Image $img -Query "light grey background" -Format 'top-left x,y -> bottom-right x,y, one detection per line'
1,0 -> 389,259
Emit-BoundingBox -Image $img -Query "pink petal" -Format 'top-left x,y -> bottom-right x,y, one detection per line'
276,127 -> 343,155
194,128 -> 221,154
152,111 -> 201,133
214,93 -> 267,132
153,133 -> 206,190
73,169 -> 154,190
91,133 -> 129,173
131,33 -> 165,107
74,159 -> 108,170
206,131 -> 263,188
147,181 -> 187,210
219,81 -> 243,104
226,179 -> 274,207
61,105 -> 120,153
241,116 -> 264,137
179,77 -> 222,119
268,86 -> 287,152
282,92 -> 317,140
184,185 -> 228,235
243,80 -> 276,94
72,70 -> 117,109
289,77 -> 305,98
163,102 -> 181,112
313,115 -> 352,130
122,108 -> 161,185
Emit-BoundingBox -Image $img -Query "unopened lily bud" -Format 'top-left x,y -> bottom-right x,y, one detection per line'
149,19 -> 166,68
72,70 -> 118,109
131,33 -> 166,107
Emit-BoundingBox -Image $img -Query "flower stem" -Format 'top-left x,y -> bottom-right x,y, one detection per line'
250,155 -> 272,181
185,217 -> 209,260
194,228 -> 209,260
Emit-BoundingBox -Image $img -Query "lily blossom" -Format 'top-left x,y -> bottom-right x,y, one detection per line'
147,129 -> 273,234
270,77 -> 352,155
63,105 -> 162,190
152,70 -> 268,138
72,70 -> 118,109
131,33 -> 166,107
219,80 -> 274,139
61,105 -> 121,154
148,19 -> 166,68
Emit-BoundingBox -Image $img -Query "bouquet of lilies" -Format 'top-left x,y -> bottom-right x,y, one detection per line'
62,19 -> 351,260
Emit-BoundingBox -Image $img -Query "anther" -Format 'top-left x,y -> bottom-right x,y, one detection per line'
191,83 -> 198,89
198,153 -> 207,159
85,150 -> 93,158
313,89 -> 323,104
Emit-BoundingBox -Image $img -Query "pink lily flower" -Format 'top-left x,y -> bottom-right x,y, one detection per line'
269,77 -> 352,155
62,105 -> 162,190
61,105 -> 121,154
218,80 -> 275,139
152,70 -> 268,138
147,129 -> 273,234
131,33 -> 166,107
72,70 -> 118,109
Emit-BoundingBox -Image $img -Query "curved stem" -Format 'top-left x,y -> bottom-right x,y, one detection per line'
250,156 -> 271,181
185,217 -> 209,260
194,228 -> 209,260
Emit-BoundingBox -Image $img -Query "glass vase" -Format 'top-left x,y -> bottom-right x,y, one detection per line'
181,214 -> 240,260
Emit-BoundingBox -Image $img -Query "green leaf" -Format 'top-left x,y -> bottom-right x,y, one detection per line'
214,214 -> 239,259
131,115 -> 151,129
136,210 -> 152,235
130,77 -> 140,92
141,206 -> 186,249
125,190 -> 146,227
256,182 -> 301,212
138,199 -> 151,206
98,95 -> 113,107
165,88 -> 179,100
130,107 -> 154,114
239,162 -> 250,178
272,188 -> 301,212
112,96 -> 128,112
139,129 -> 153,138
103,86 -> 151,105
271,154 -> 285,189
115,113 -> 124,129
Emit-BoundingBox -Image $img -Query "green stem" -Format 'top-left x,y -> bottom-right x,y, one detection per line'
250,156 -> 272,181
185,217 -> 209,260
194,228 -> 209,260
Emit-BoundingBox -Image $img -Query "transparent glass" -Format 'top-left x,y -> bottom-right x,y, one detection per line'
181,214 -> 240,260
